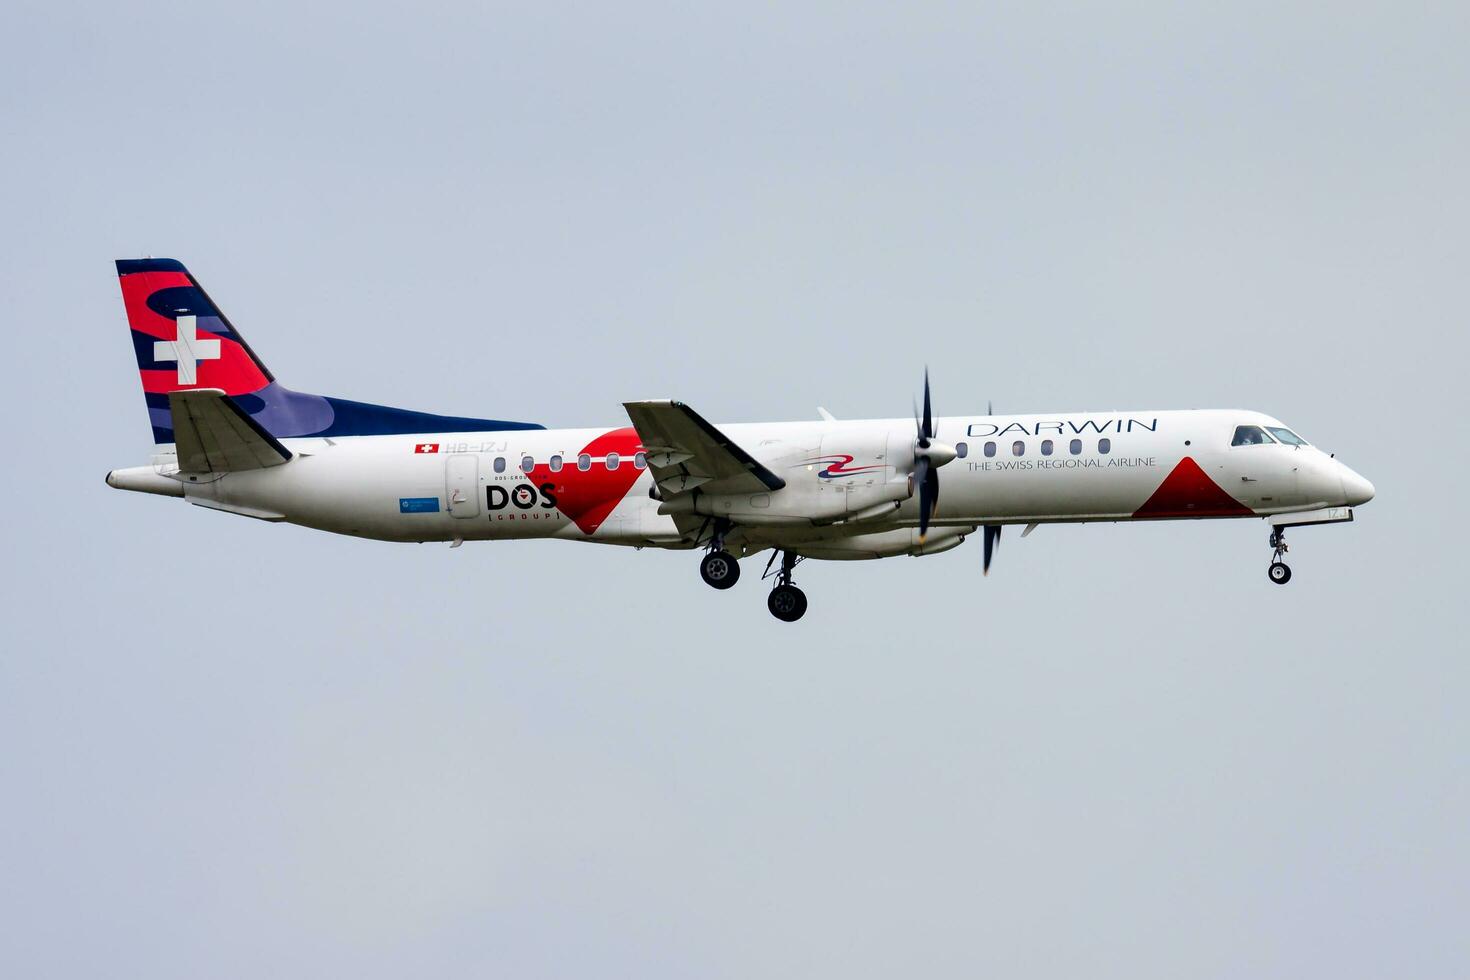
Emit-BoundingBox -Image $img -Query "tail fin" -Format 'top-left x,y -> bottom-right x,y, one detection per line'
118,258 -> 274,442
116,258 -> 542,444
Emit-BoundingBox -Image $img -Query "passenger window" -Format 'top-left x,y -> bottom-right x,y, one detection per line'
634,452 -> 647,469
1098,438 -> 1111,454
1041,439 -> 1053,456
1069,438 -> 1082,455
493,456 -> 506,473
1012,441 -> 1025,457
606,452 -> 620,470
984,441 -> 997,458
1266,427 -> 1308,446
577,453 -> 591,471
1231,425 -> 1274,447
955,441 -> 968,459
549,454 -> 563,472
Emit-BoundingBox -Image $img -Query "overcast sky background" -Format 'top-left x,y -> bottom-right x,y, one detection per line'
2,2 -> 1467,977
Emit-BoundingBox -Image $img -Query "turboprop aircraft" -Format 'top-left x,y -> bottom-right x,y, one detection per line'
106,259 -> 1374,621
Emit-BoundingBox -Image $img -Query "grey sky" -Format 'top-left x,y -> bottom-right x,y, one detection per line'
2,2 -> 1467,977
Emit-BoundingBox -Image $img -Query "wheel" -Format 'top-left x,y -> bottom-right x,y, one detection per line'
1268,561 -> 1292,585
768,584 -> 808,622
700,549 -> 740,590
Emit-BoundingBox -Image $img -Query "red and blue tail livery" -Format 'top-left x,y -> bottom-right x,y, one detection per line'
117,258 -> 541,444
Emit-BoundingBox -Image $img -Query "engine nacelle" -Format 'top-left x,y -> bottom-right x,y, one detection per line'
796,525 -> 971,561
678,475 -> 911,526
659,426 -> 914,527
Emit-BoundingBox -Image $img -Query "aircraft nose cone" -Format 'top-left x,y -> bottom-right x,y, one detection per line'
1339,463 -> 1375,506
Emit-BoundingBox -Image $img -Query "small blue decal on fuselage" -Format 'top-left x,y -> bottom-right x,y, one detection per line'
399,497 -> 441,513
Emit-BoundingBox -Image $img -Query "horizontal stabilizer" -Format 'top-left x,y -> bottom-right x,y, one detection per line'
169,388 -> 293,473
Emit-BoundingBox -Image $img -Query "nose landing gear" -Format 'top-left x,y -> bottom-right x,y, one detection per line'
1268,529 -> 1292,585
764,550 -> 808,622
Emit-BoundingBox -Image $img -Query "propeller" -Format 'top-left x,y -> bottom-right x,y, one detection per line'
982,400 -> 1000,576
912,369 -> 956,543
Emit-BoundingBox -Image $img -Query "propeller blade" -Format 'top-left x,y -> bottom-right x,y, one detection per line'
983,524 -> 1001,575
915,456 -> 933,542
921,368 -> 934,442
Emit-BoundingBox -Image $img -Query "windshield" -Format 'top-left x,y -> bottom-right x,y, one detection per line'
1231,424 -> 1276,447
1266,426 -> 1308,446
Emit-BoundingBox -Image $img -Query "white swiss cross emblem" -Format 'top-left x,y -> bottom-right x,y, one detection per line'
154,315 -> 221,386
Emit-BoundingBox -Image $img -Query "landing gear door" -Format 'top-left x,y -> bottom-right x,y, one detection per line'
445,454 -> 480,519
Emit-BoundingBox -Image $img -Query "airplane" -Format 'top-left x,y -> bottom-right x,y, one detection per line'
106,258 -> 1375,622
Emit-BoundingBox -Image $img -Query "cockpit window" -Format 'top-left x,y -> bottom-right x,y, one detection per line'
1266,427 -> 1308,446
1231,425 -> 1275,447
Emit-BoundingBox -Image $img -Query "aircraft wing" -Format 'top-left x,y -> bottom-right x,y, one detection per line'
169,388 -> 293,473
623,400 -> 786,496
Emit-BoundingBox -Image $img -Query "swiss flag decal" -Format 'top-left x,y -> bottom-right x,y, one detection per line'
414,443 -> 440,454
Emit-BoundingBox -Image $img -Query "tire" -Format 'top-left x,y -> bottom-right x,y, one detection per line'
1268,561 -> 1292,585
700,550 -> 740,590
768,584 -> 808,622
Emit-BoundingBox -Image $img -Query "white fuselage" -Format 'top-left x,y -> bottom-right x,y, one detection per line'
115,408 -> 1373,561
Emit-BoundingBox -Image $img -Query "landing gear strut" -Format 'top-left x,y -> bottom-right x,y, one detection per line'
764,550 -> 808,622
1268,528 -> 1292,585
699,519 -> 740,589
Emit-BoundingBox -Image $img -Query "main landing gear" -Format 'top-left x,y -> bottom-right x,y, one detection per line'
699,519 -> 740,590
765,551 -> 807,623
700,549 -> 740,589
1268,529 -> 1292,585
695,521 -> 808,621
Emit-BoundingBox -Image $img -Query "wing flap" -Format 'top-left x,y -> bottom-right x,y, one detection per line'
657,473 -> 712,495
169,388 -> 293,473
623,400 -> 785,496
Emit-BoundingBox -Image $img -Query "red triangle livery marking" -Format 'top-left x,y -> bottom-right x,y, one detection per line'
1133,456 -> 1255,519
524,427 -> 644,535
